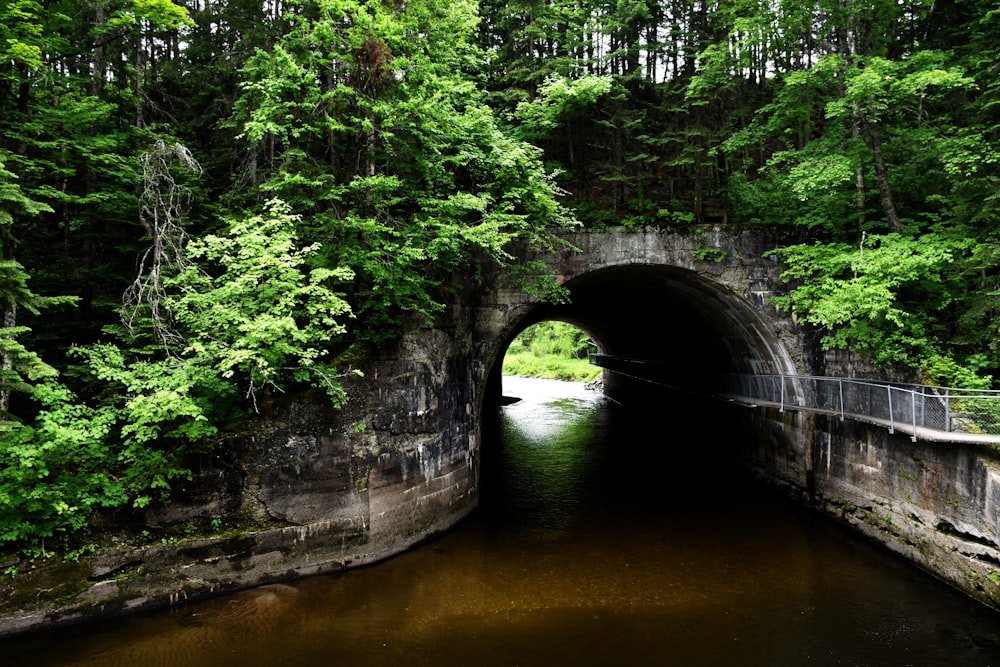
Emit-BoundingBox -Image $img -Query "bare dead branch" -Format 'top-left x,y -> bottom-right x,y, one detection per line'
123,141 -> 202,347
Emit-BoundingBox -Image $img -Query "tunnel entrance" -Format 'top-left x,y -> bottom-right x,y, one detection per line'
481,263 -> 797,437
479,371 -> 756,522
477,261 -> 801,528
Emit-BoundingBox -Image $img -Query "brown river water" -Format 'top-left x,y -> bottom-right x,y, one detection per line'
3,376 -> 1000,666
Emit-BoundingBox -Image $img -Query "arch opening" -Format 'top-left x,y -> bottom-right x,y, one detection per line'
477,263 -> 797,503
481,263 -> 796,418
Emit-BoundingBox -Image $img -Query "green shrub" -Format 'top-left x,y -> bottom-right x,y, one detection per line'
503,321 -> 600,381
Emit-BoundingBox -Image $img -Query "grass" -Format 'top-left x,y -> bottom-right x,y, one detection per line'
502,352 -> 602,382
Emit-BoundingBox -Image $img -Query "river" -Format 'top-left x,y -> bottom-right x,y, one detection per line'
3,376 -> 1000,666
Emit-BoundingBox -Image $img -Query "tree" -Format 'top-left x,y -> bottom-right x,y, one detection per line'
769,233 -> 983,386
0,155 -> 77,418
167,199 -> 356,409
229,0 -> 574,343
0,201 -> 355,555
123,140 -> 203,347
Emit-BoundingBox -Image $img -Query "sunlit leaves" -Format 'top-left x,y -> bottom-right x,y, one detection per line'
0,196 -> 360,553
236,45 -> 322,145
503,321 -> 599,381
0,382 -> 122,547
95,0 -> 194,35
168,200 -> 355,406
770,233 -> 980,383
0,0 -> 47,73
228,0 -> 573,347
825,53 -> 974,124
513,75 -> 614,139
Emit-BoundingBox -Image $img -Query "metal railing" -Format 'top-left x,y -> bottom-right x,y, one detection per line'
588,355 -> 1000,443
721,374 -> 1000,441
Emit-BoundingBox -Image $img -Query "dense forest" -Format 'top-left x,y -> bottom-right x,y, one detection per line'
0,0 -> 998,558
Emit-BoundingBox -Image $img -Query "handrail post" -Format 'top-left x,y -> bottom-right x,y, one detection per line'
868,382 -> 873,423
945,388 -> 951,432
839,378 -> 845,420
780,375 -> 786,412
887,385 -> 895,434
910,389 -> 917,442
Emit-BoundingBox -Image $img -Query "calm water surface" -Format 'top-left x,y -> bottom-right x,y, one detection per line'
4,376 -> 1000,666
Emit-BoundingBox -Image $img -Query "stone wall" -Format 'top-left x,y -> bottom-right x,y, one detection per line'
0,309 -> 483,637
807,413 -> 1000,608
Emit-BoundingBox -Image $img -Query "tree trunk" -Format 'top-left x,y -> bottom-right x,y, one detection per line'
863,114 -> 901,233
134,34 -> 145,127
0,234 -> 14,415
92,1 -> 106,97
0,301 -> 14,416
852,101 -> 867,232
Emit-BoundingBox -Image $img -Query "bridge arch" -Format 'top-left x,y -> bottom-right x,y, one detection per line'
475,228 -> 806,424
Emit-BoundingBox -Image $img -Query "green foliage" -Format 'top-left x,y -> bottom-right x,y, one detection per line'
168,200 -> 356,407
0,152 -> 52,227
507,260 -> 572,305
77,344 -> 227,454
0,199 -> 360,555
0,381 -> 123,549
0,260 -> 77,403
513,75 -> 614,140
0,351 -> 222,552
691,228 -> 727,262
769,233 -> 986,386
503,321 -> 599,382
0,315 -> 238,552
712,39 -> 1000,382
510,321 -> 592,359
824,53 -> 974,126
502,353 -> 600,382
229,0 -> 575,344
0,155 -> 79,411
102,0 -> 194,33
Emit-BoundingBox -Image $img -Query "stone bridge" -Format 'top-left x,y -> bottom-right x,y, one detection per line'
3,225 -> 999,635
473,227 -> 806,407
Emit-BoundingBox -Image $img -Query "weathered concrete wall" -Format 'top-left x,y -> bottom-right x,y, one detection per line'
808,414 -> 1000,606
0,313 -> 483,637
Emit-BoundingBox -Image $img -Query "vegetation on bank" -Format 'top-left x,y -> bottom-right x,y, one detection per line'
0,0 -> 999,559
503,322 -> 601,382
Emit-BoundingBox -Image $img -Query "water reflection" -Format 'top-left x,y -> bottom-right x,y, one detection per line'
3,376 -> 1000,666
491,377 -> 607,538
